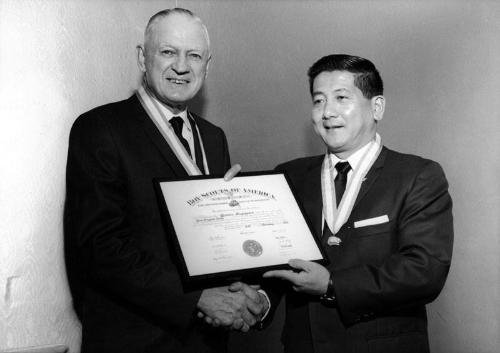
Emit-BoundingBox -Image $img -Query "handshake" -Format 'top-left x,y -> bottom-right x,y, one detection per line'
196,281 -> 269,332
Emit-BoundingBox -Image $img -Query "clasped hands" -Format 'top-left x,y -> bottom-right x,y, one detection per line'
197,282 -> 269,332
196,259 -> 330,332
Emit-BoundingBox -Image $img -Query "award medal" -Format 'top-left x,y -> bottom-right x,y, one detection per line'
321,134 -> 382,245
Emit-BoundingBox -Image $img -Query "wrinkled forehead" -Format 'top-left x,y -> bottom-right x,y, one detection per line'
145,13 -> 210,52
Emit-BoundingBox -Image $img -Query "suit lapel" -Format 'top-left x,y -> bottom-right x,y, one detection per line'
352,147 -> 387,210
302,157 -> 324,239
129,95 -> 188,178
192,113 -> 219,175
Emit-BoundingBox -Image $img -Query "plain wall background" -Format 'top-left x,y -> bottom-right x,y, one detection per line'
1,0 -> 499,352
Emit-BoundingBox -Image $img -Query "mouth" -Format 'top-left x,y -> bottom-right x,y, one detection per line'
323,124 -> 344,130
167,78 -> 190,85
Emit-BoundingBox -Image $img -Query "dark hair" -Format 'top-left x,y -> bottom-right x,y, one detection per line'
307,54 -> 383,99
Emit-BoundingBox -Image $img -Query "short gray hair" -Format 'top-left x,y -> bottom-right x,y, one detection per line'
144,8 -> 210,51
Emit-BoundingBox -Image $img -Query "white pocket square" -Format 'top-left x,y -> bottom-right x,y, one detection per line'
354,215 -> 389,228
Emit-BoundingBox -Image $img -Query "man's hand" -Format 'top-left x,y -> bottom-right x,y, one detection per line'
228,282 -> 269,320
263,259 -> 330,296
223,164 -> 242,181
197,285 -> 263,332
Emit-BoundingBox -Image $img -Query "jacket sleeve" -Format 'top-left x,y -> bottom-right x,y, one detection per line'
64,113 -> 201,331
333,160 -> 454,324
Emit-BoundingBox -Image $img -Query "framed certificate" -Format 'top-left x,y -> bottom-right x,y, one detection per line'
154,171 -> 328,286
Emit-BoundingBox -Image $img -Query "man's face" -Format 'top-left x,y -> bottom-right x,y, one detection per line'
139,14 -> 210,110
311,70 -> 383,158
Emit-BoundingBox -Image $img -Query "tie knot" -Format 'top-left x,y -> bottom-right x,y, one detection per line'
335,161 -> 351,176
170,116 -> 184,135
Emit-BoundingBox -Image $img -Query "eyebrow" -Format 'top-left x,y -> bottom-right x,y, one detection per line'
312,88 -> 350,96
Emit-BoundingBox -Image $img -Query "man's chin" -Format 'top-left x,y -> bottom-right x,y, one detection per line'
156,97 -> 189,113
323,137 -> 345,152
165,93 -> 197,104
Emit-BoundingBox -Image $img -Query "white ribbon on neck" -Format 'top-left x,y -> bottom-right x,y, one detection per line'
321,133 -> 382,235
136,84 -> 206,176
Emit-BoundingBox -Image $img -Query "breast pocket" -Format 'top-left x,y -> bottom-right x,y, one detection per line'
350,220 -> 395,238
346,220 -> 396,266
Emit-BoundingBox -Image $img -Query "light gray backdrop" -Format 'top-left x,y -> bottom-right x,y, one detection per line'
0,1 -> 498,352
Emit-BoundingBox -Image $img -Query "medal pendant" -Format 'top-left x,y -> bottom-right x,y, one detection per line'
327,236 -> 342,246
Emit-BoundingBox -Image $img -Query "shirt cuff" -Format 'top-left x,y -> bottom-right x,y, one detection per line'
257,289 -> 271,321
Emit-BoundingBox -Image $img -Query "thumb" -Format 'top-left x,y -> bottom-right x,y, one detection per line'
288,259 -> 311,272
228,281 -> 244,292
224,164 -> 242,181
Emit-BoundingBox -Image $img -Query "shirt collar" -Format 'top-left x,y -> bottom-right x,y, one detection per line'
329,140 -> 374,172
153,99 -> 191,132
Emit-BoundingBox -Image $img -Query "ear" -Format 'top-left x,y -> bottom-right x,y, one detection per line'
204,53 -> 212,79
372,95 -> 385,122
137,45 -> 147,73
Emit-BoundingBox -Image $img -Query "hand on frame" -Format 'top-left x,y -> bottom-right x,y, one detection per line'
263,259 -> 330,296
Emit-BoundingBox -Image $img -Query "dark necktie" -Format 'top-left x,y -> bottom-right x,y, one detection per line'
170,116 -> 205,174
334,161 -> 351,206
170,116 -> 191,156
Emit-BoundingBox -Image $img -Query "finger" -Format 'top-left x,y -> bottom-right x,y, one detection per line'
229,283 -> 261,304
228,281 -> 243,292
231,318 -> 244,331
197,311 -> 205,319
241,323 -> 250,333
263,270 -> 287,278
244,294 -> 264,315
249,284 -> 261,290
241,310 -> 257,327
288,258 -> 311,271
224,164 -> 242,181
246,301 -> 264,317
240,284 -> 261,302
211,310 -> 234,326
263,270 -> 299,283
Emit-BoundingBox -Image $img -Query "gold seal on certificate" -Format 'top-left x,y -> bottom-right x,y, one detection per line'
154,171 -> 327,285
242,240 -> 263,257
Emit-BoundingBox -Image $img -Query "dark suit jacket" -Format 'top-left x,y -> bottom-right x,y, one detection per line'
269,147 -> 453,353
64,95 -> 231,353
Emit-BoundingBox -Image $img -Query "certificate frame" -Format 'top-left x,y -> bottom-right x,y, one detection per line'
154,171 -> 328,287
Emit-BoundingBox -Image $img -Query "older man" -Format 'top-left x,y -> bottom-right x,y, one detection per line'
263,54 -> 453,353
64,8 -> 265,353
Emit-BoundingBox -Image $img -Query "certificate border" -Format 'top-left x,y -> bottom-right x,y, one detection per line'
153,170 -> 329,288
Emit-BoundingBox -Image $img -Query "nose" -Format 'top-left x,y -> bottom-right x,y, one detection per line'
322,100 -> 338,120
172,54 -> 189,74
